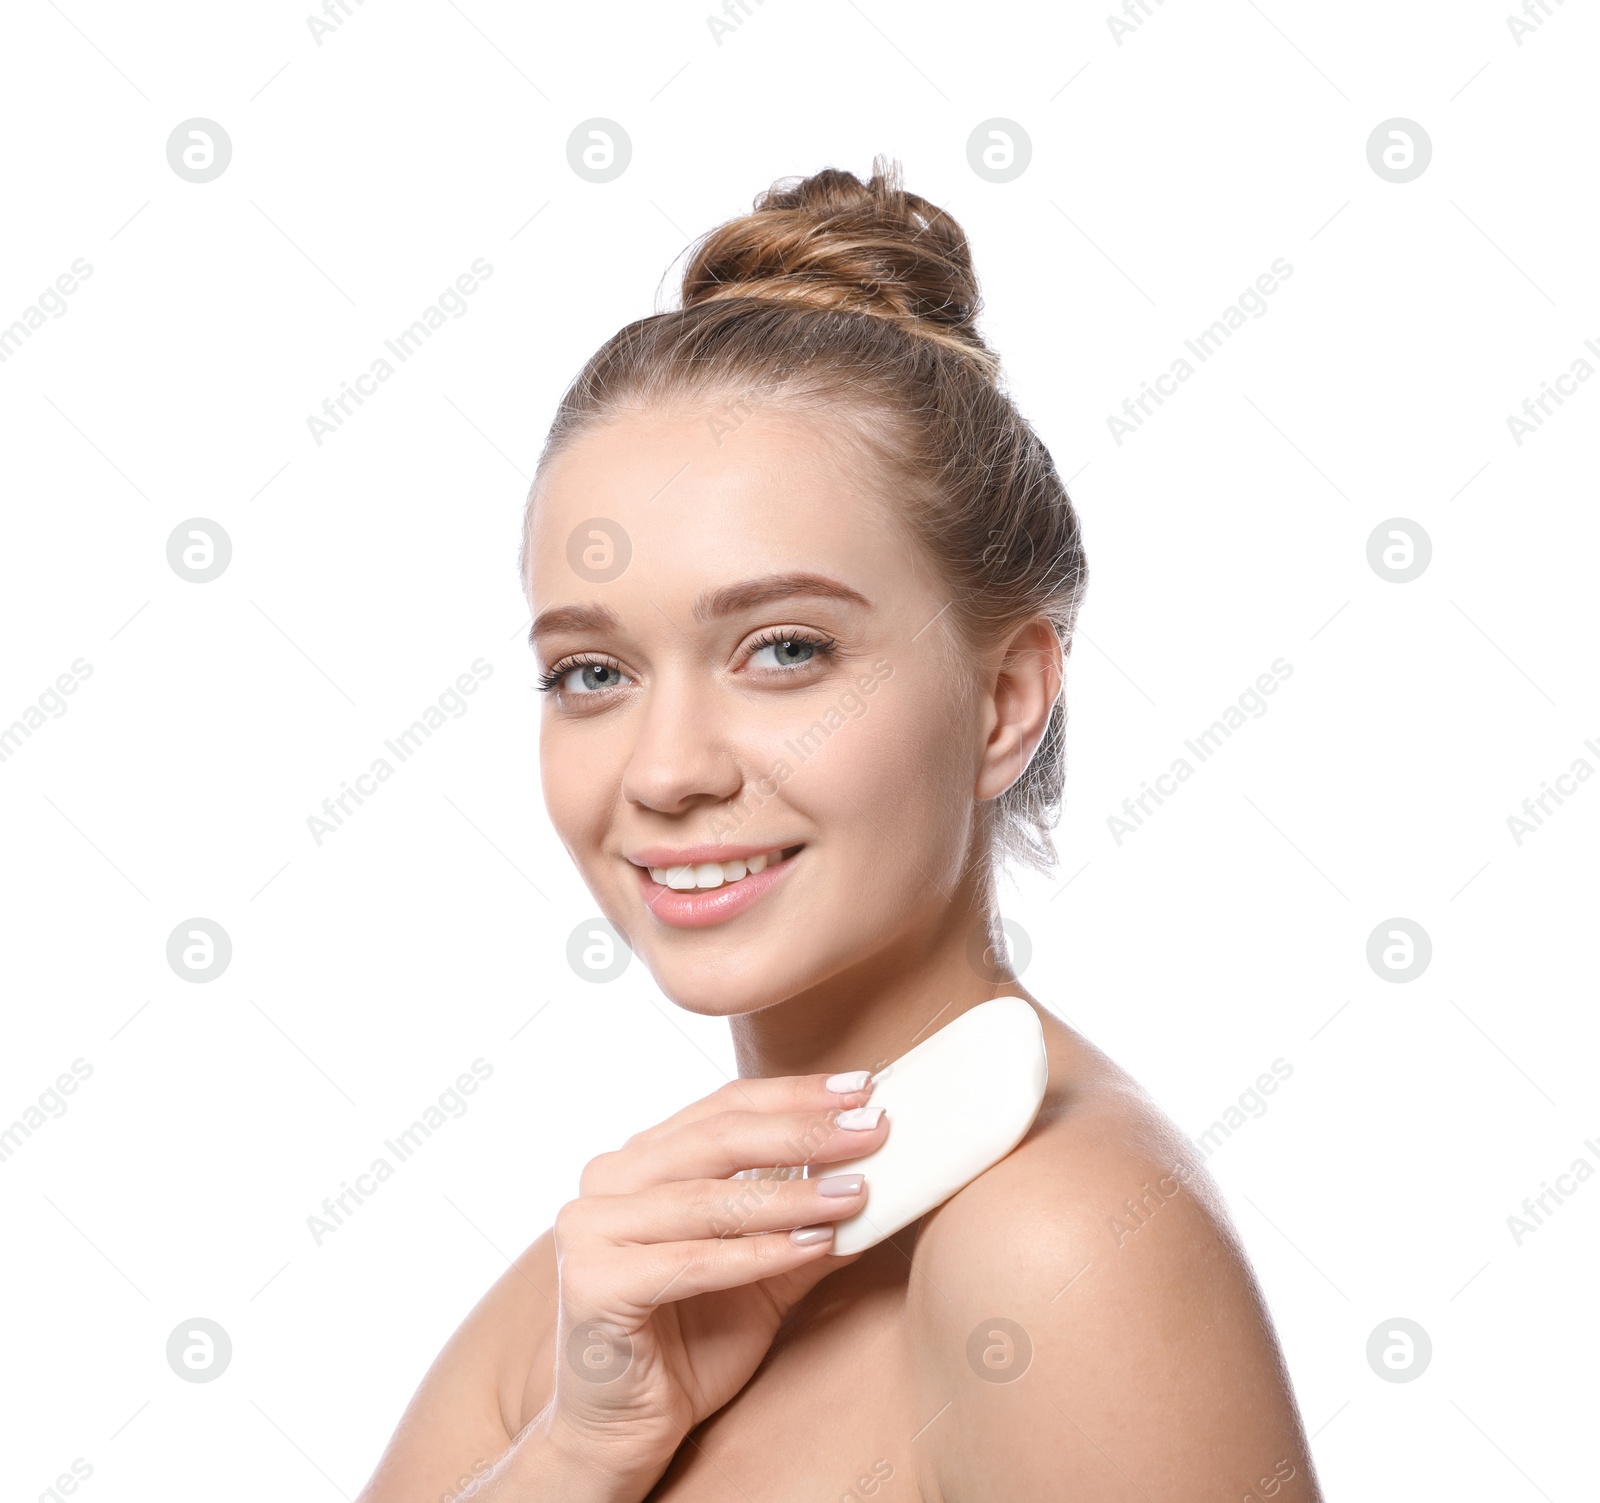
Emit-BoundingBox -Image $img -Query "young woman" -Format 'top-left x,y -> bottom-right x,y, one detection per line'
356,157 -> 1325,1503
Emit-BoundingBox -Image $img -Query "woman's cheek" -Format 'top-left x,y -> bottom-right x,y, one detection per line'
875,681 -> 984,880
791,676 -> 966,868
540,725 -> 615,864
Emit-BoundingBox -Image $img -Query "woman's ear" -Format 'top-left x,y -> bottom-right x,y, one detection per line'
974,616 -> 1063,803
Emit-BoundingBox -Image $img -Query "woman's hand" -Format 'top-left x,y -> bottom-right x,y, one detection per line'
536,1069 -> 887,1494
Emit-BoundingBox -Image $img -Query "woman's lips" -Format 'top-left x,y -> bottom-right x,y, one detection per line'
635,847 -> 801,929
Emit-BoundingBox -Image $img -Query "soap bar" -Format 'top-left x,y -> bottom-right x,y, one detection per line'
819,996 -> 1048,1255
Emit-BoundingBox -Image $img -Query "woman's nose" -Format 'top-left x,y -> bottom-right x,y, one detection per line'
620,675 -> 744,815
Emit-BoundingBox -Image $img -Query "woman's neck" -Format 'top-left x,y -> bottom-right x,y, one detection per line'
727,865 -> 1028,1082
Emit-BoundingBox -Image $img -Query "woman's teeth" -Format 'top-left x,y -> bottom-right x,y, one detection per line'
648,850 -> 774,890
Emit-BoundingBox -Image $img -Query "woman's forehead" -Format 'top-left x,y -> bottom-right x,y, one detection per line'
526,407 -> 908,597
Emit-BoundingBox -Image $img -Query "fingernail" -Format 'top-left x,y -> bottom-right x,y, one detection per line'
815,1173 -> 864,1197
825,1069 -> 872,1093
836,1105 -> 884,1130
790,1223 -> 835,1246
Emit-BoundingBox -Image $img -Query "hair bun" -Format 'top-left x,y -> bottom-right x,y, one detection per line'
679,153 -> 998,377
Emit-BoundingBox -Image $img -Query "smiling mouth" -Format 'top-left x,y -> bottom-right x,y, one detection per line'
644,844 -> 804,892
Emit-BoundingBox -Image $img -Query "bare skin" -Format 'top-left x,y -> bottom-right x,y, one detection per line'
355,399 -> 1324,1502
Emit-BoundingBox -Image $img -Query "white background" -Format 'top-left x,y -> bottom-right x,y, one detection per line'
2,1 -> 1596,1498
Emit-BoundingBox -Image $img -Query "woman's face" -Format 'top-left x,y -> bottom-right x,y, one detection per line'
525,400 -> 988,1017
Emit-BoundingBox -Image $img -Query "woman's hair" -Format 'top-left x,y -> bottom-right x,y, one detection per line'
524,154 -> 1088,874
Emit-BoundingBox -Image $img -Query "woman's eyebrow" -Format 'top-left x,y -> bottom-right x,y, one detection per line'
691,572 -> 873,622
528,602 -> 619,646
529,572 -> 872,647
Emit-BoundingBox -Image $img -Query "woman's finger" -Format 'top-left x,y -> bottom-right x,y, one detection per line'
619,1069 -> 876,1147
571,1167 -> 869,1245
584,1103 -> 889,1196
567,1225 -> 852,1317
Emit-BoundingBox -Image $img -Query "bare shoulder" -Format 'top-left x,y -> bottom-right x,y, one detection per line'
902,1016 -> 1323,1503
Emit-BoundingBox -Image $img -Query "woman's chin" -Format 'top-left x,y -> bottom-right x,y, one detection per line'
642,958 -> 808,1020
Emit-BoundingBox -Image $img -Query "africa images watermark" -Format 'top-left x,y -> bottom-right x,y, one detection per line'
705,0 -> 772,46
1107,658 -> 1294,846
1194,1058 -> 1295,1158
305,257 -> 494,446
1107,1158 -> 1199,1249
306,658 -> 493,845
702,317 -> 834,448
1108,1057 -> 1295,1248
707,659 -> 894,843
713,1068 -> 891,1237
1106,259 -> 1295,447
34,1457 -> 93,1503
0,1059 -> 94,1167
1505,1134 -> 1600,1245
305,0 -> 371,45
306,1058 -> 493,1245
0,657 -> 94,767
0,257 -> 95,366
1504,733 -> 1600,845
1506,0 -> 1575,45
1105,0 -> 1172,46
1504,333 -> 1600,446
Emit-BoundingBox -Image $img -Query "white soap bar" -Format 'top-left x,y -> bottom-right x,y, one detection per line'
820,996 -> 1049,1255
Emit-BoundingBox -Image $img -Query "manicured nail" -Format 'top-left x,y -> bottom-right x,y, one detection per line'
790,1223 -> 835,1246
815,1173 -> 864,1197
825,1069 -> 872,1093
836,1105 -> 884,1130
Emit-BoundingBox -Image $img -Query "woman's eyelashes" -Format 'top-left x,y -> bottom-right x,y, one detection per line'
537,629 -> 842,704
741,628 -> 839,674
537,657 -> 631,697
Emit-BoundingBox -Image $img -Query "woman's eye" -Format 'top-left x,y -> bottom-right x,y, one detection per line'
554,662 -> 631,694
749,637 -> 822,670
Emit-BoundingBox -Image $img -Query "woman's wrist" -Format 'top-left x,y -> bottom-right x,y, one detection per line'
481,1403 -> 668,1503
